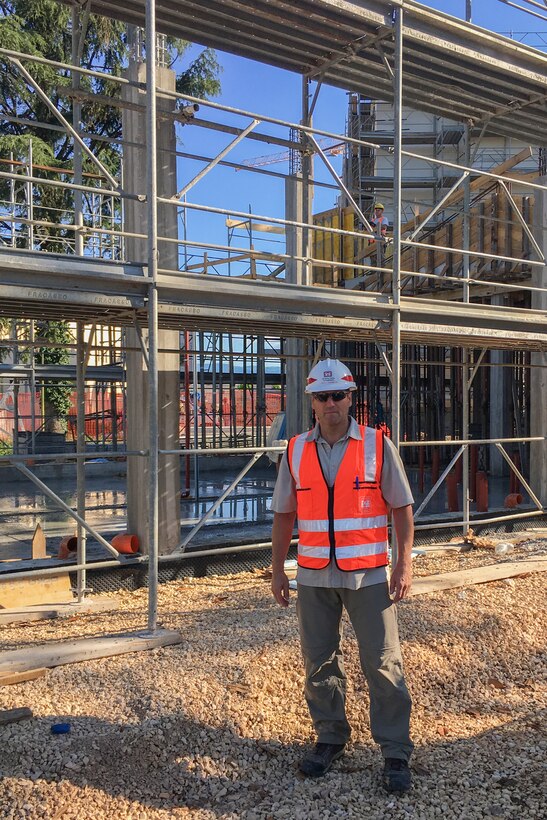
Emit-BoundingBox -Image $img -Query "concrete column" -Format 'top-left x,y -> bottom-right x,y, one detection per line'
489,296 -> 511,477
530,179 -> 547,505
123,62 -> 181,553
284,175 -> 309,438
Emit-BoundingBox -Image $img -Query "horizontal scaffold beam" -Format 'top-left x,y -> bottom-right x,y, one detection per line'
0,249 -> 545,351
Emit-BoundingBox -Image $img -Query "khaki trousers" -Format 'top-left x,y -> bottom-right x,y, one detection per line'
296,582 -> 413,761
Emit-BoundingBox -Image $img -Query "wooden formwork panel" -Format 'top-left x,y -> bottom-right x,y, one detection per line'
311,183 -> 534,292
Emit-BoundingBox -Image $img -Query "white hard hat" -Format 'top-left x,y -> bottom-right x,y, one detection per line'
305,358 -> 357,393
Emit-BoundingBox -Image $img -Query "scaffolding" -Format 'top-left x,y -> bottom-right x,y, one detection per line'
0,0 -> 546,634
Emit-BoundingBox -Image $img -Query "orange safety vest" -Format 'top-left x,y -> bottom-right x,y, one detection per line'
368,215 -> 389,245
288,426 -> 389,571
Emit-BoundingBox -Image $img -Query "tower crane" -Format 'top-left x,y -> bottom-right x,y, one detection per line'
239,139 -> 344,169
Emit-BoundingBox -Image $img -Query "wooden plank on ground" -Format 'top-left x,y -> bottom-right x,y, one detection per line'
0,707 -> 33,726
0,629 -> 183,675
0,596 -> 119,625
0,574 -> 73,608
0,668 -> 47,687
411,557 -> 547,596
0,608 -> 61,625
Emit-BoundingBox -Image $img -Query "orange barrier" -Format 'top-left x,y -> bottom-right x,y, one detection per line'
58,535 -> 78,560
504,493 -> 523,509
111,533 -> 140,554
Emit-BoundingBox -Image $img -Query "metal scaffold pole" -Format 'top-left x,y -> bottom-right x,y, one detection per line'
391,7 -> 403,566
73,6 -> 87,601
146,0 -> 160,632
392,8 -> 403,451
76,321 -> 87,602
462,4 -> 472,536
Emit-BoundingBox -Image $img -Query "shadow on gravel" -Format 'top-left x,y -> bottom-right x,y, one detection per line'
0,711 -> 545,816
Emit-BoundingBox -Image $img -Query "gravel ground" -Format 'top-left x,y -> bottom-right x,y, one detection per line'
0,536 -> 546,820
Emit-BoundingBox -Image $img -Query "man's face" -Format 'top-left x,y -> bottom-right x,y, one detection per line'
374,207 -> 383,217
311,390 -> 352,427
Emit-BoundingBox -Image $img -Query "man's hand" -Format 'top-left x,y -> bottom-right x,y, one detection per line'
390,504 -> 414,602
271,570 -> 290,607
389,560 -> 412,602
271,510 -> 296,608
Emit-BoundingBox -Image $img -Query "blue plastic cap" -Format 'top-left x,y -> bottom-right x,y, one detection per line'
51,723 -> 71,734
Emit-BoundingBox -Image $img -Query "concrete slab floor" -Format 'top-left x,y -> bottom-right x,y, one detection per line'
0,462 -> 533,563
0,464 -> 278,562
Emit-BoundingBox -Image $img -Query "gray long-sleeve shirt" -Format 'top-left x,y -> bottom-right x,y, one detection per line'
271,417 -> 414,589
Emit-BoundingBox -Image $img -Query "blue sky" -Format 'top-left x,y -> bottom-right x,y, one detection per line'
174,0 -> 546,273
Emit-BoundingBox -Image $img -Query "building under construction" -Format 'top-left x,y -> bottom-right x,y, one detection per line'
0,0 -> 546,632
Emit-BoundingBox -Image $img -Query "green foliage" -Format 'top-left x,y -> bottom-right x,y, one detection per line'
35,320 -> 73,423
35,319 -> 72,365
0,1 -> 222,228
176,47 -> 222,100
0,134 -> 56,167
42,381 -> 72,424
0,318 -> 11,363
0,439 -> 12,455
0,1 -> 221,425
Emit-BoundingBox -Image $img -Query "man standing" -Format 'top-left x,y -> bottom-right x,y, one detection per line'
271,359 -> 414,793
370,202 -> 389,238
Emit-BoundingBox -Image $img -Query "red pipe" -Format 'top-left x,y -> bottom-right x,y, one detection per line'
447,470 -> 459,512
112,533 -> 140,554
470,444 -> 478,501
431,447 -> 440,485
455,451 -> 463,483
58,535 -> 77,560
504,493 -> 523,508
181,331 -> 192,498
476,471 -> 488,513
509,451 -> 521,495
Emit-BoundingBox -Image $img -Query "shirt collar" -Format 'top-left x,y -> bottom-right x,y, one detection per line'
307,416 -> 362,443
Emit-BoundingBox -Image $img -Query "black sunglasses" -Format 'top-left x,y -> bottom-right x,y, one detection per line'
313,391 -> 349,403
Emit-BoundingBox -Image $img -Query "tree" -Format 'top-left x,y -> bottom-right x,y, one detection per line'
0,1 -> 221,433
0,0 -> 221,248
34,320 -> 74,434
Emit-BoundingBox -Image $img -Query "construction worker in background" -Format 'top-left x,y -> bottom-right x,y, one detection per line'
271,358 -> 414,793
368,202 -> 390,247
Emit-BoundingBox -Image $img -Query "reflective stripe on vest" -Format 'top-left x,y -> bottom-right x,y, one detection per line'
288,426 -> 389,571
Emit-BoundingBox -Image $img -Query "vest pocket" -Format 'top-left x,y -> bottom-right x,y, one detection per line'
296,487 -> 313,518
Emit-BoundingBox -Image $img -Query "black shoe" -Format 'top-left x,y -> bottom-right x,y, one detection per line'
383,757 -> 412,793
298,742 -> 346,777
